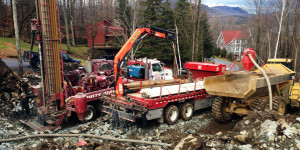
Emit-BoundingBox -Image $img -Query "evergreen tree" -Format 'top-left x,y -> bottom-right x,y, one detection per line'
174,0 -> 193,62
200,11 -> 214,58
135,0 -> 175,64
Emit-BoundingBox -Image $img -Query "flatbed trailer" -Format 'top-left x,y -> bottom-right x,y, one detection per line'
101,62 -> 226,125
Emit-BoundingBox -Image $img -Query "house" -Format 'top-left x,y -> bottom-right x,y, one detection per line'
216,30 -> 250,58
86,19 -> 124,49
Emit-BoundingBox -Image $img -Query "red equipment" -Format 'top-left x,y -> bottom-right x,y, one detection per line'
241,48 -> 256,71
185,62 -> 226,80
74,93 -> 87,121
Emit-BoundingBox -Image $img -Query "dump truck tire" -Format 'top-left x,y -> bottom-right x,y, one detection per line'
85,105 -> 96,122
179,102 -> 194,121
212,97 -> 232,123
164,105 -> 179,125
265,96 -> 286,115
250,98 -> 268,111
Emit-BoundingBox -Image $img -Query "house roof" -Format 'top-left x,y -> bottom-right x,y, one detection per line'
221,30 -> 250,45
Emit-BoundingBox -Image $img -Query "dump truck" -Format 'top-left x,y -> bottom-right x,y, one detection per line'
204,49 -> 300,122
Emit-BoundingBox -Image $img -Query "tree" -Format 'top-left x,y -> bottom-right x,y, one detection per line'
62,0 -> 71,53
174,0 -> 193,62
194,0 -> 202,61
273,0 -> 287,58
201,11 -> 214,58
246,0 -> 266,57
69,0 -> 76,46
12,0 -> 23,74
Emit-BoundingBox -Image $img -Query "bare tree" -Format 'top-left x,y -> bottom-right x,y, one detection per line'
88,0 -> 100,58
69,0 -> 76,46
12,0 -> 23,74
62,0 -> 71,52
246,0 -> 266,57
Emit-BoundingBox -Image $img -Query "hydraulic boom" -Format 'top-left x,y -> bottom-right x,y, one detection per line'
114,26 -> 176,96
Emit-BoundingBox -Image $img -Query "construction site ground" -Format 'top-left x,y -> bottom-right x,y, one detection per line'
1,95 -> 300,150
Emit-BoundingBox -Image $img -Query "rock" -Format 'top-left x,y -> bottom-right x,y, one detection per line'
283,127 -> 297,138
216,132 -> 222,136
31,144 -> 37,148
174,134 -> 203,150
206,140 -> 220,148
238,144 -> 252,150
234,134 -> 248,143
259,120 -> 278,140
70,130 -> 80,134
268,135 -> 275,142
244,120 -> 249,125
186,129 -> 195,134
113,131 -> 120,137
225,143 -> 233,150
296,117 -> 300,122
268,147 -> 275,150
296,144 -> 300,150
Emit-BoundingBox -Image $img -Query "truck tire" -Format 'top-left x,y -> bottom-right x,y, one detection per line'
179,102 -> 194,121
212,97 -> 232,123
164,105 -> 179,125
85,105 -> 96,122
250,98 -> 268,111
265,96 -> 286,115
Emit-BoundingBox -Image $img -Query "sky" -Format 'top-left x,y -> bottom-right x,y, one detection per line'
202,0 -> 245,7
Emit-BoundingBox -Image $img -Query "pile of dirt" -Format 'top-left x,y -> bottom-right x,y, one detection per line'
230,110 -> 300,149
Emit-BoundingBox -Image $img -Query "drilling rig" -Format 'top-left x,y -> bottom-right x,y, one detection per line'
22,0 -> 116,130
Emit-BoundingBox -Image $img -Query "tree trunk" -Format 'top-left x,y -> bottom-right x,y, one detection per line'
274,0 -> 286,58
12,0 -> 23,74
191,7 -> 196,62
175,22 -> 181,75
62,0 -> 71,53
130,0 -> 137,60
194,0 -> 201,62
70,0 -> 76,46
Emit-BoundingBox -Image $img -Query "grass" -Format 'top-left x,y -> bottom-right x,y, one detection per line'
0,37 -> 90,65
0,37 -> 39,51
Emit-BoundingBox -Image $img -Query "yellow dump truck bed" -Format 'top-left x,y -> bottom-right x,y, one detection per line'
204,64 -> 295,99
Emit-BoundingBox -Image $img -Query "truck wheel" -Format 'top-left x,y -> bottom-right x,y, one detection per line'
265,96 -> 286,115
179,102 -> 194,121
212,97 -> 232,123
164,105 -> 179,125
250,98 -> 268,111
85,105 -> 96,122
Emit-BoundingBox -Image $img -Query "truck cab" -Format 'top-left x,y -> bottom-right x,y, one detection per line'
127,58 -> 173,81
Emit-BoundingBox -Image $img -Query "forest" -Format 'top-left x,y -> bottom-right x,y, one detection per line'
0,0 -> 299,76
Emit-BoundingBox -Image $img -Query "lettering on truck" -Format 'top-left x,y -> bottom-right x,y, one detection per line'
87,90 -> 115,99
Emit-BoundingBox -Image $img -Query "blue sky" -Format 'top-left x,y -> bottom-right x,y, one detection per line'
202,0 -> 245,7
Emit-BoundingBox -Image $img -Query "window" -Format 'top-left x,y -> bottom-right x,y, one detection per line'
152,63 -> 162,72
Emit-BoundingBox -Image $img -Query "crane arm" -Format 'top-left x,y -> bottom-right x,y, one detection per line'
114,26 -> 176,95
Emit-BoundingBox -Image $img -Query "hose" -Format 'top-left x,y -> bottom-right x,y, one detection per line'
0,133 -> 171,147
248,54 -> 272,110
0,134 -> 172,147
